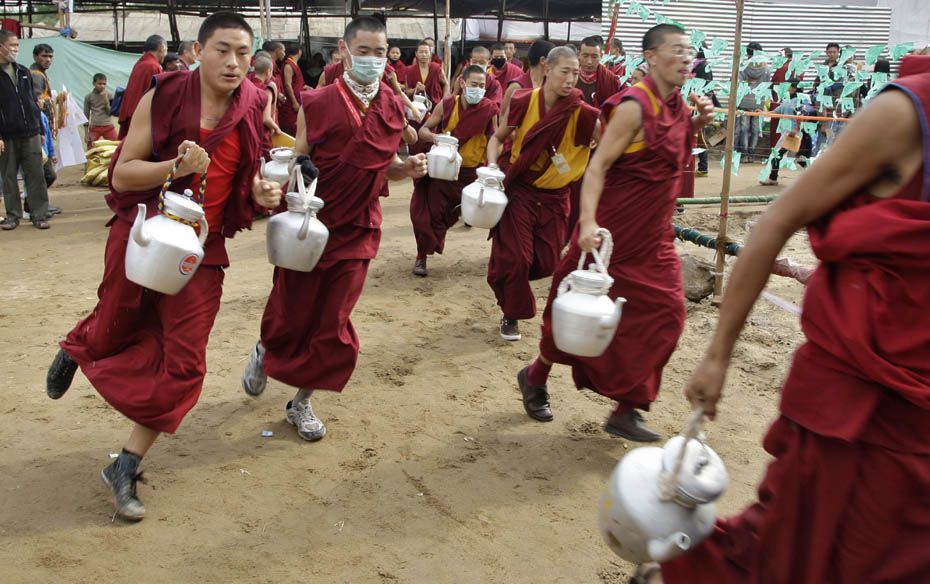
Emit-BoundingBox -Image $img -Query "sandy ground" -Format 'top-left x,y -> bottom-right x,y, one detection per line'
0,162 -> 813,583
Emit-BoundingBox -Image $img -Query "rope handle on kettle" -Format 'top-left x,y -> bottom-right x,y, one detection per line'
575,228 -> 614,274
659,405 -> 706,502
157,156 -> 207,228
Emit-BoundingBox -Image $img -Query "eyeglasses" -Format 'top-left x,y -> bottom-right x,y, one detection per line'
647,45 -> 697,59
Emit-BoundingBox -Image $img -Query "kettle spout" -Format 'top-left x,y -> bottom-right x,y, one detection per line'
131,203 -> 150,246
647,532 -> 691,563
599,296 -> 626,330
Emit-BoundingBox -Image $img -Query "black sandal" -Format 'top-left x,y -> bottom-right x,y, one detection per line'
32,218 -> 50,230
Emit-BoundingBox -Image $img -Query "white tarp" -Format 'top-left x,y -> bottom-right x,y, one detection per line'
464,18 -> 601,42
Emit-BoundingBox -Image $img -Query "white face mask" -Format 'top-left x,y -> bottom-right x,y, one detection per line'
474,63 -> 488,72
463,86 -> 486,104
348,54 -> 387,84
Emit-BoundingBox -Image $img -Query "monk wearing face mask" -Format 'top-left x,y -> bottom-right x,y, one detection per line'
410,65 -> 499,276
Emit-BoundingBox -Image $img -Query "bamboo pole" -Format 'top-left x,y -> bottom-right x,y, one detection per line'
712,0 -> 745,305
444,0 -> 452,85
678,195 -> 776,205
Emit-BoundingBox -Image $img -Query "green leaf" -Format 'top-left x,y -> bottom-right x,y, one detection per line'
865,44 -> 886,65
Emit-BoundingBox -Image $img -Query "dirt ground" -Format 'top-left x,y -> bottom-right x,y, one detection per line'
0,162 -> 812,583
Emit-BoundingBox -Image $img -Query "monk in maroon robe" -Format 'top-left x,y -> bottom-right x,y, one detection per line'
450,47 -> 505,107
504,42 -> 524,71
659,53 -> 930,584
403,41 -> 448,107
501,40 -> 554,131
46,14 -> 281,522
251,55 -> 282,137
566,36 -> 623,235
278,43 -> 305,136
490,43 -> 524,88
317,56 -> 421,132
410,65 -> 498,276
485,46 -> 601,342
117,35 -> 165,139
243,17 -> 428,443
516,25 -> 714,441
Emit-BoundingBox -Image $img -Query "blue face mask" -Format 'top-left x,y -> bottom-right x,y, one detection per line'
349,55 -> 387,84
463,86 -> 486,105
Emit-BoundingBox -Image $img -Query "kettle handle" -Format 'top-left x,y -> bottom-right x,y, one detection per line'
556,274 -> 573,297
659,405 -> 706,502
197,217 -> 209,247
161,155 -> 207,206
477,186 -> 486,209
297,210 -> 311,241
575,228 -> 613,274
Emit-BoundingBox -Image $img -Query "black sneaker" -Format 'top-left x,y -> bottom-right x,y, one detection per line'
100,451 -> 146,521
604,410 -> 661,442
0,217 -> 18,231
47,348 -> 79,399
499,317 -> 521,341
517,366 -> 553,422
412,258 -> 428,277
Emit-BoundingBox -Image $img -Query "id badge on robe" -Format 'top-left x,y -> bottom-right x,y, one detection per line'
551,148 -> 571,174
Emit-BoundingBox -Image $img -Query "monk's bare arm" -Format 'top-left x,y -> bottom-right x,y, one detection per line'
390,73 -> 419,120
687,90 -> 921,418
486,124 -> 516,167
417,101 -> 445,144
316,73 -> 327,89
283,66 -> 299,111
295,107 -> 314,156
576,101 -> 641,250
500,84 -> 519,128
112,91 -> 202,192
262,91 -> 282,135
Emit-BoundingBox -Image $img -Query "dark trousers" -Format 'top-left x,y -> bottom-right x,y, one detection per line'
1,134 -> 49,221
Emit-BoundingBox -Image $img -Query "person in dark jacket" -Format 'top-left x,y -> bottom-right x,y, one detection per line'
0,30 -> 50,230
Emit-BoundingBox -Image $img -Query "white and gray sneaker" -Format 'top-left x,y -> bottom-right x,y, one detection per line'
242,341 -> 267,397
286,399 -> 327,441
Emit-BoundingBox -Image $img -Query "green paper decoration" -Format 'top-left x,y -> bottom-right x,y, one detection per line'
691,29 -> 706,50
720,151 -> 741,176
865,44 -> 886,65
839,46 -> 856,65
710,37 -> 728,59
777,118 -> 795,134
841,82 -> 863,97
892,42 -> 914,60
801,121 -> 818,137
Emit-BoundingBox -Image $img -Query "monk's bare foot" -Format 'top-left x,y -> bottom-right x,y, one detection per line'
630,563 -> 663,584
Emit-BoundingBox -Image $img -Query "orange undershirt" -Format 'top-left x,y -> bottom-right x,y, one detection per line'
195,127 -> 241,232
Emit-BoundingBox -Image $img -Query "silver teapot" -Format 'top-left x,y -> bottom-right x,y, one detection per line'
266,166 -> 329,272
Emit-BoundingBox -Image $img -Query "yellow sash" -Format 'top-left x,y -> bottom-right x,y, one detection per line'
509,89 -> 591,189
446,97 -> 488,168
620,81 -> 662,154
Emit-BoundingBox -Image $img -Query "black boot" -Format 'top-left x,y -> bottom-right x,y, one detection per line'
101,450 -> 146,521
46,348 -> 79,399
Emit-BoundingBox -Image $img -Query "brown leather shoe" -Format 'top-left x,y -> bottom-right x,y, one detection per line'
517,366 -> 553,422
604,409 -> 661,442
412,258 -> 428,277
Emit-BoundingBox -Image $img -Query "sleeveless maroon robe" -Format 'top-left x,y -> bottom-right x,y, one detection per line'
117,52 -> 162,139
662,62 -> 930,583
487,88 -> 599,320
278,58 -> 305,135
539,75 -> 691,412
410,95 -> 498,257
260,79 -> 405,391
403,62 -> 445,106
493,62 -> 524,90
62,70 -> 268,433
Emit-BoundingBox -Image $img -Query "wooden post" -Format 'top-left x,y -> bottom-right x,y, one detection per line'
112,1 -> 119,49
444,0 -> 452,85
712,0 -> 745,305
432,0 -> 439,54
497,0 -> 506,42
543,0 -> 550,40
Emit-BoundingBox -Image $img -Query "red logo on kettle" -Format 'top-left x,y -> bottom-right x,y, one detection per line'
179,254 -> 198,276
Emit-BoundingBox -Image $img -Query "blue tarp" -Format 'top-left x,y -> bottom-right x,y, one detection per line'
18,36 -> 140,99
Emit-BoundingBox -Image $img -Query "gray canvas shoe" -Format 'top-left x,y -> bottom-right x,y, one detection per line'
242,342 -> 268,397
100,451 -> 146,521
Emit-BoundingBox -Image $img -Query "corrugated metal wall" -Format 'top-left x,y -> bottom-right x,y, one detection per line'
601,0 -> 892,75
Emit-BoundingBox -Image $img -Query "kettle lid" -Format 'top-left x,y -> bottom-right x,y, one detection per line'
163,190 -> 205,223
661,436 -> 729,506
476,166 -> 505,181
434,134 -> 459,146
569,268 -> 614,292
285,192 -> 325,212
270,147 -> 295,161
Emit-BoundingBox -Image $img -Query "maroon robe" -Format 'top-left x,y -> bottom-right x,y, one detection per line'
322,61 -> 397,87
487,88 -> 599,320
278,57 -> 305,136
62,70 -> 268,433
539,75 -> 691,412
511,70 -> 536,90
410,95 -> 498,257
493,62 -> 524,88
261,79 -> 405,391
510,56 -> 525,71
578,64 -> 621,108
403,61 -> 445,107
117,52 -> 162,139
662,65 -> 930,583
